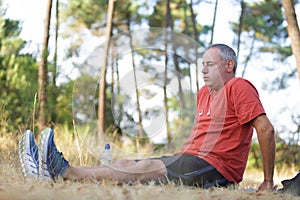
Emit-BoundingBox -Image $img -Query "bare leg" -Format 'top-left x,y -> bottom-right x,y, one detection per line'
63,159 -> 167,183
70,159 -> 137,170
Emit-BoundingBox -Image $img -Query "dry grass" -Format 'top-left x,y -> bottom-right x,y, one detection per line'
0,129 -> 299,200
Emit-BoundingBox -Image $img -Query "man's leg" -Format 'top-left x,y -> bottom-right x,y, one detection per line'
158,154 -> 232,188
40,128 -> 167,183
64,159 -> 167,182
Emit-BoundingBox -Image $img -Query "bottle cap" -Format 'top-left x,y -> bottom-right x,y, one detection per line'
104,144 -> 110,150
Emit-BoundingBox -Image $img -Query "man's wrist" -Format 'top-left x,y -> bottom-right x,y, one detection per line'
264,179 -> 273,182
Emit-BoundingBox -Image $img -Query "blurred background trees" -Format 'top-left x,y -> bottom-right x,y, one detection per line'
0,0 -> 299,167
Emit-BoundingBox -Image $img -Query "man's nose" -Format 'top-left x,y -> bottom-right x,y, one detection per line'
202,66 -> 208,74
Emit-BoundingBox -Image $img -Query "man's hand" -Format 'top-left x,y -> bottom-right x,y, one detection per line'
257,179 -> 276,192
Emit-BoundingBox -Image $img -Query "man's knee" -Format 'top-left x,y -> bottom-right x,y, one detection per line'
112,159 -> 136,168
135,159 -> 166,174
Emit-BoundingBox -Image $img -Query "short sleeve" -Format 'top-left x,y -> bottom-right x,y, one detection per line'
229,78 -> 265,125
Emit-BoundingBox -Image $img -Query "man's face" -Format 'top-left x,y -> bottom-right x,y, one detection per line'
201,48 -> 227,91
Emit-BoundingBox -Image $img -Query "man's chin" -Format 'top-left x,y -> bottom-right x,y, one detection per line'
204,82 -> 212,87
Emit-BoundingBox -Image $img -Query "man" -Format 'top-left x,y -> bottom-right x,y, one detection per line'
19,44 -> 275,191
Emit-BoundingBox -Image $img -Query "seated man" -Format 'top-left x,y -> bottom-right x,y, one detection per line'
19,44 -> 275,191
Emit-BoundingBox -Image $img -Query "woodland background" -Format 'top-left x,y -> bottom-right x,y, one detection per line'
0,0 -> 300,175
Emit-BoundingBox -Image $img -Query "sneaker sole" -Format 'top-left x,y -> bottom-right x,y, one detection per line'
18,131 -> 26,177
39,128 -> 53,181
18,130 -> 39,178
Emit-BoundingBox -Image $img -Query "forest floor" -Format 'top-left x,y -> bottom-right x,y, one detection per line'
0,132 -> 299,200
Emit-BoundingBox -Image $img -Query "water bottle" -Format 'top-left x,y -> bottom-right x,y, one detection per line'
100,144 -> 112,166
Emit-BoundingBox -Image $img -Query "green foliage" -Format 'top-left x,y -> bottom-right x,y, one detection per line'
61,0 -> 108,32
232,0 -> 291,57
54,80 -> 75,128
0,14 -> 38,132
243,0 -> 286,42
248,142 -> 262,169
260,45 -> 292,62
148,0 -> 165,27
248,141 -> 300,171
275,142 -> 300,170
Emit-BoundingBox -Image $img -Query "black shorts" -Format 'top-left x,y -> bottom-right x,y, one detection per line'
152,154 -> 232,188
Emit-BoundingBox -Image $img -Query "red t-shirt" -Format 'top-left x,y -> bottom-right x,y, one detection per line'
178,77 -> 265,183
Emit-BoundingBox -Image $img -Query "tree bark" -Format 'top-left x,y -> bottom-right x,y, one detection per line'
210,0 -> 218,45
126,9 -> 145,151
282,0 -> 300,79
164,0 -> 172,143
53,0 -> 59,88
50,0 -> 59,123
38,0 -> 52,133
98,0 -> 114,138
189,0 -> 200,92
241,36 -> 255,77
236,0 -> 245,60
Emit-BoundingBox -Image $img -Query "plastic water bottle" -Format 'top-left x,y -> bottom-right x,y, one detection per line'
100,144 -> 112,166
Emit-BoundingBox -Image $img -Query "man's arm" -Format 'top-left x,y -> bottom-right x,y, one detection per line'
251,114 -> 276,192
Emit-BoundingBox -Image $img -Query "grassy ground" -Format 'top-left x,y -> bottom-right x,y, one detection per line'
0,129 -> 299,200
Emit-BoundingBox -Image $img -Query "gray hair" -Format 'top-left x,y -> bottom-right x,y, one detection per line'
207,44 -> 237,73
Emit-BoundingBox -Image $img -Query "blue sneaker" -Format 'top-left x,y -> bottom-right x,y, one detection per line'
18,130 -> 39,178
39,128 -> 69,181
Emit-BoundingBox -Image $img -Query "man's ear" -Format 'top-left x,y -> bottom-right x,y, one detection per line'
226,59 -> 235,72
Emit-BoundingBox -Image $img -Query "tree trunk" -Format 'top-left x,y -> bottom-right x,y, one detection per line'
183,1 -> 193,96
51,0 -> 59,123
114,45 -> 122,125
98,0 -> 114,138
210,0 -> 218,45
236,0 -> 245,60
282,0 -> 300,79
38,0 -> 52,133
173,53 -> 185,110
164,0 -> 173,143
189,0 -> 200,92
241,36 -> 255,77
126,10 -> 145,151
163,54 -> 171,143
